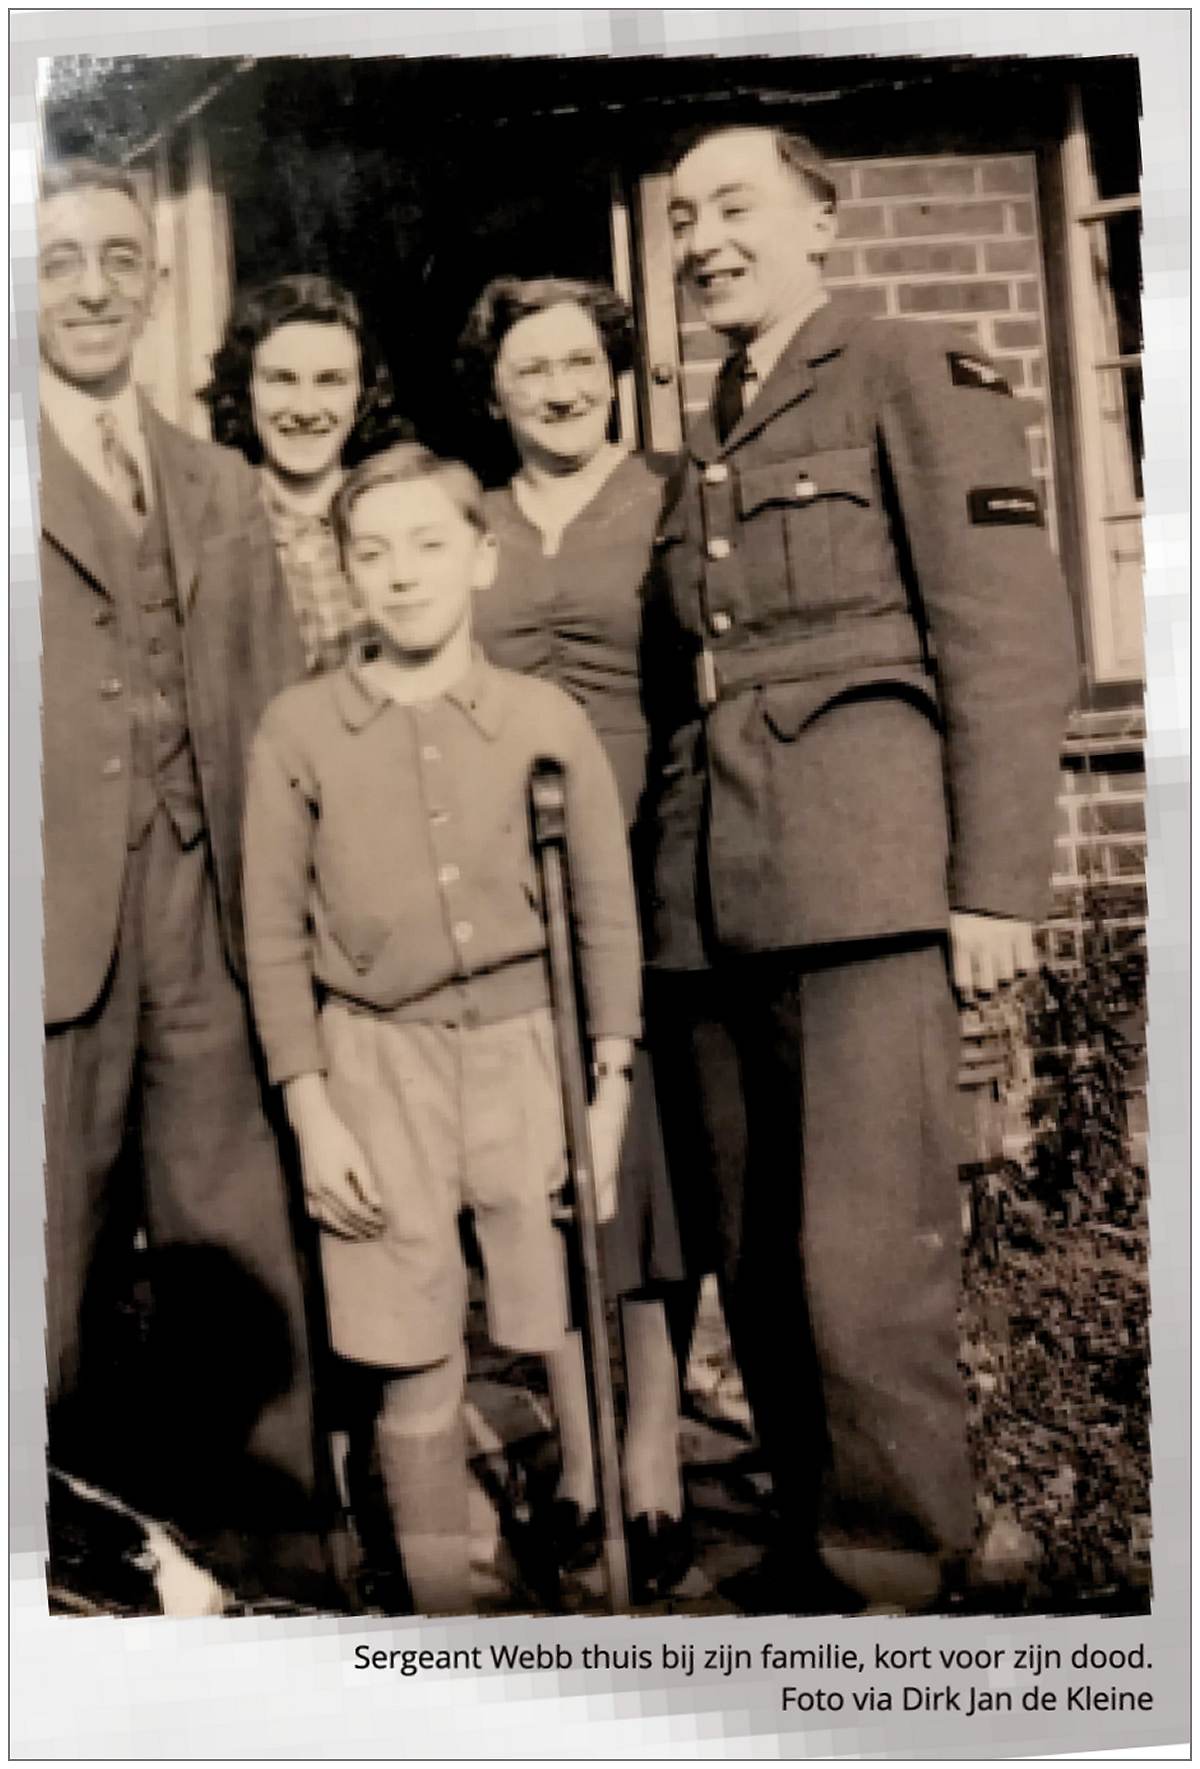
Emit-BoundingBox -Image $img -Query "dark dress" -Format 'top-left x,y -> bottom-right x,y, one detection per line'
475,453 -> 685,1296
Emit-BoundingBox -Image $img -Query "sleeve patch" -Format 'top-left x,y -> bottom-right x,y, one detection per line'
948,351 -> 1012,396
967,486 -> 1044,527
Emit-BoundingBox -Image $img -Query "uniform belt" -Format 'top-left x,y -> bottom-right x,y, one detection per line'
695,610 -> 927,708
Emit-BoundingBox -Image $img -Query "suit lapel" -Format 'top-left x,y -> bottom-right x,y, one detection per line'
140,397 -> 214,611
38,418 -> 120,600
688,393 -> 722,465
691,299 -> 851,464
723,346 -> 817,454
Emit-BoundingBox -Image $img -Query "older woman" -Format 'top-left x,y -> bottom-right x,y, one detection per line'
202,273 -> 411,674
457,276 -> 692,1603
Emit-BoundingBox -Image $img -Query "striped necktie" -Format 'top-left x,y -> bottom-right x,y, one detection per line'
97,409 -> 148,529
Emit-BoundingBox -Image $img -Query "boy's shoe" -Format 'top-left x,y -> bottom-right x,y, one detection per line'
627,1511 -> 694,1605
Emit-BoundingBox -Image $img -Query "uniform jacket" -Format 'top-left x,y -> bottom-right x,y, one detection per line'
39,402 -> 305,1025
642,295 -> 1078,968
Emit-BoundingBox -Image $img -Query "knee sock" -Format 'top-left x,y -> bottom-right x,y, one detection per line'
376,1350 -> 471,1615
620,1296 -> 683,1522
545,1331 -> 597,1513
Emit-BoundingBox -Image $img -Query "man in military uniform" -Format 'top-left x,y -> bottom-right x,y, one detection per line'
644,124 -> 1077,1610
37,157 -> 321,1600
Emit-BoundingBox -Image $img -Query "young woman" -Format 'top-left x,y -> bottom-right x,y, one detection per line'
202,273 -> 411,674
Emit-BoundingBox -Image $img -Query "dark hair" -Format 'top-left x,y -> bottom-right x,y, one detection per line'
199,273 -> 410,466
332,440 -> 487,562
455,275 -> 634,419
670,124 -> 839,210
38,156 -> 154,230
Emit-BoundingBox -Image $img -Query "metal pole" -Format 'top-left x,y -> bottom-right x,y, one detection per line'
529,759 -> 630,1613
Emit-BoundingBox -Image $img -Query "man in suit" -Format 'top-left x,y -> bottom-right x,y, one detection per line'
37,157 -> 320,1598
644,124 -> 1077,1610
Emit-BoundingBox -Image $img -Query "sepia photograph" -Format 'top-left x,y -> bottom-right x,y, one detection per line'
25,36 -> 1155,1637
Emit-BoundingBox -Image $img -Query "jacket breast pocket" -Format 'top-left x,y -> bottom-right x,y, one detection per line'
736,446 -> 882,617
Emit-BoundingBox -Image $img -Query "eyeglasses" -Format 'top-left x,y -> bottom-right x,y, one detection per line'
39,242 -> 148,290
502,351 -> 609,393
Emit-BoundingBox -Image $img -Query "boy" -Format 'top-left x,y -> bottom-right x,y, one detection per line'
242,442 -> 640,1614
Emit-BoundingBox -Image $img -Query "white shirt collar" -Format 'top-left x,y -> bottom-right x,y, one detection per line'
744,290 -> 832,399
40,366 -> 152,506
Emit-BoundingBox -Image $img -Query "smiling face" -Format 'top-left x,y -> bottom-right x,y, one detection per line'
668,129 -> 835,342
250,319 -> 362,487
37,186 -> 155,393
491,300 -> 614,474
343,475 -> 497,661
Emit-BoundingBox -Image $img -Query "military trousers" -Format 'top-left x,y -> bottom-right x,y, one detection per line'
650,936 -> 975,1609
43,809 -> 323,1589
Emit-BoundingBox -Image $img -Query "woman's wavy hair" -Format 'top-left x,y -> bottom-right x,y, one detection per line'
455,275 -> 636,420
200,273 -> 410,466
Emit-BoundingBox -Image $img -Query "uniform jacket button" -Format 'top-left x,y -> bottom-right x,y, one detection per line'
704,462 -> 729,485
102,757 -> 122,777
453,920 -> 474,944
707,537 -> 731,561
709,610 -> 733,636
794,476 -> 817,501
100,676 -> 123,698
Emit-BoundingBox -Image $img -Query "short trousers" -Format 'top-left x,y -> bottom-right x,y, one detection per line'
318,1001 -> 570,1368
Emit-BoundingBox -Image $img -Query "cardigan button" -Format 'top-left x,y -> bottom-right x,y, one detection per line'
707,537 -> 731,561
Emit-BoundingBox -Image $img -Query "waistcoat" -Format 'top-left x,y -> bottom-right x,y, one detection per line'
104,484 -> 204,848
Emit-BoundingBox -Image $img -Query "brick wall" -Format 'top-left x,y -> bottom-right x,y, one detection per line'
1049,710 -> 1148,966
961,706 -> 1149,1179
676,151 -> 1058,549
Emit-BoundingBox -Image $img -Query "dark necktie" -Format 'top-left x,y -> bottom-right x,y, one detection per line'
713,347 -> 750,446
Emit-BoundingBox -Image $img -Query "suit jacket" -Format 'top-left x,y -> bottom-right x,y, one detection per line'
39,400 -> 305,1025
642,295 -> 1078,968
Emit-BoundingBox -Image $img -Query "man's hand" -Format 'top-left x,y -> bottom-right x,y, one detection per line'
587,1037 -> 635,1224
950,912 -> 1036,1003
283,1073 -> 386,1240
